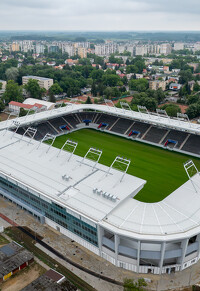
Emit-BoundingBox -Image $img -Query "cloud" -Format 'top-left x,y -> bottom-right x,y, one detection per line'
0,0 -> 199,30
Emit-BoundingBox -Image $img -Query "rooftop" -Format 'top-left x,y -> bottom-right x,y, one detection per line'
23,75 -> 53,81
0,130 -> 145,224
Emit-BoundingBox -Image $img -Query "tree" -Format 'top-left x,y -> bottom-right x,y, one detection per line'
3,80 -> 23,104
0,99 -> 5,112
49,83 -> 63,95
91,82 -> 97,97
0,82 -> 2,90
24,79 -> 43,99
19,108 -> 27,117
186,103 -> 200,119
161,104 -> 181,117
85,96 -> 92,104
49,92 -> 56,103
123,278 -> 147,291
179,69 -> 193,84
129,78 -> 149,92
5,67 -> 19,82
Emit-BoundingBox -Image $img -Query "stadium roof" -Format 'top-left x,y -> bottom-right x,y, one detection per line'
0,130 -> 145,224
1,130 -> 200,241
1,103 -> 200,135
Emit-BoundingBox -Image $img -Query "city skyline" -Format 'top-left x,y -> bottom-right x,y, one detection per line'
0,0 -> 200,31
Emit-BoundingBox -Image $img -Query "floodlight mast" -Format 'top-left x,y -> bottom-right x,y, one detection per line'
37,133 -> 56,152
81,147 -> 102,170
20,127 -> 37,145
177,113 -> 191,127
184,160 -> 199,193
57,139 -> 78,161
137,105 -> 150,117
24,108 -> 32,121
3,120 -> 19,136
104,99 -> 117,112
107,156 -> 131,182
156,109 -> 169,121
120,102 -> 133,114
5,112 -> 18,125
11,121 -> 21,139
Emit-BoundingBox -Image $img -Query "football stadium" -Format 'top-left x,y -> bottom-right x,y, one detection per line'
0,102 -> 200,275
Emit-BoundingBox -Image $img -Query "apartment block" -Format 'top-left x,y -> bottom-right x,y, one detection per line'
22,76 -> 53,90
149,80 -> 166,91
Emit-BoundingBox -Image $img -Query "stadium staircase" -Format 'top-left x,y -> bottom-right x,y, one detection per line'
181,134 -> 200,154
159,130 -> 170,144
47,121 -> 59,134
124,122 -> 135,135
111,118 -> 134,134
179,134 -> 191,150
141,125 -> 152,140
109,118 -> 120,131
143,126 -> 168,144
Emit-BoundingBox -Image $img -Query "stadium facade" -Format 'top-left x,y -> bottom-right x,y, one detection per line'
0,103 -> 200,275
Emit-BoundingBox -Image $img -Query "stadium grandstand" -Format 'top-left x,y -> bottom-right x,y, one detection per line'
0,103 -> 200,275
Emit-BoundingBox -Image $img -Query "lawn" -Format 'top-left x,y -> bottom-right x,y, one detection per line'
48,129 -> 200,203
0,234 -> 9,245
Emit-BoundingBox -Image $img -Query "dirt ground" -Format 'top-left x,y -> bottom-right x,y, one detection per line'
1,262 -> 45,291
0,112 -> 16,122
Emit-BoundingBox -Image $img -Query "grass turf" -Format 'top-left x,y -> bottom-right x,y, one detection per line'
48,128 -> 200,203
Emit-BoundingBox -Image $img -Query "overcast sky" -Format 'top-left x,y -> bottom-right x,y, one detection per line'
0,0 -> 200,31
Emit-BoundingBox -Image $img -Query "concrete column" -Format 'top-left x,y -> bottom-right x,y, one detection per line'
196,234 -> 200,258
115,234 -> 119,266
180,238 -> 189,270
97,225 -> 103,256
159,242 -> 166,274
137,240 -> 141,273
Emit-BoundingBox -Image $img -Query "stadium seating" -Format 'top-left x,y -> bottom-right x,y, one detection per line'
62,114 -> 79,128
143,126 -> 168,144
161,130 -> 188,149
11,111 -> 200,156
111,118 -> 134,134
96,114 -> 118,129
78,112 -> 97,122
182,134 -> 200,155
128,121 -> 151,137
47,117 -> 67,132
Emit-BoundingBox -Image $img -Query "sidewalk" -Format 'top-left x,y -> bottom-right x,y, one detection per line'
1,196 -> 200,290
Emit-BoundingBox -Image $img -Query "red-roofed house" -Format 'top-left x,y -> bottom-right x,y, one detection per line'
9,101 -> 46,114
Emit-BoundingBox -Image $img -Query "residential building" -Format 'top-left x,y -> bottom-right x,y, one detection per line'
135,45 -> 148,56
174,43 -> 184,51
149,80 -> 166,91
0,80 -> 7,90
62,44 -> 75,57
94,43 -> 118,56
22,76 -> 54,90
23,98 -> 55,110
169,83 -> 182,90
35,43 -> 45,54
48,45 -> 59,53
11,42 -> 20,52
9,101 -> 46,114
77,47 -> 87,58
160,43 -> 172,55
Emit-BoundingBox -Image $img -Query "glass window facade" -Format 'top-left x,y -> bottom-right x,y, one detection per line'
0,177 -> 98,246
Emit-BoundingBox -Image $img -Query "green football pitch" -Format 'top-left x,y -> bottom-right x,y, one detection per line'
47,128 -> 200,203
